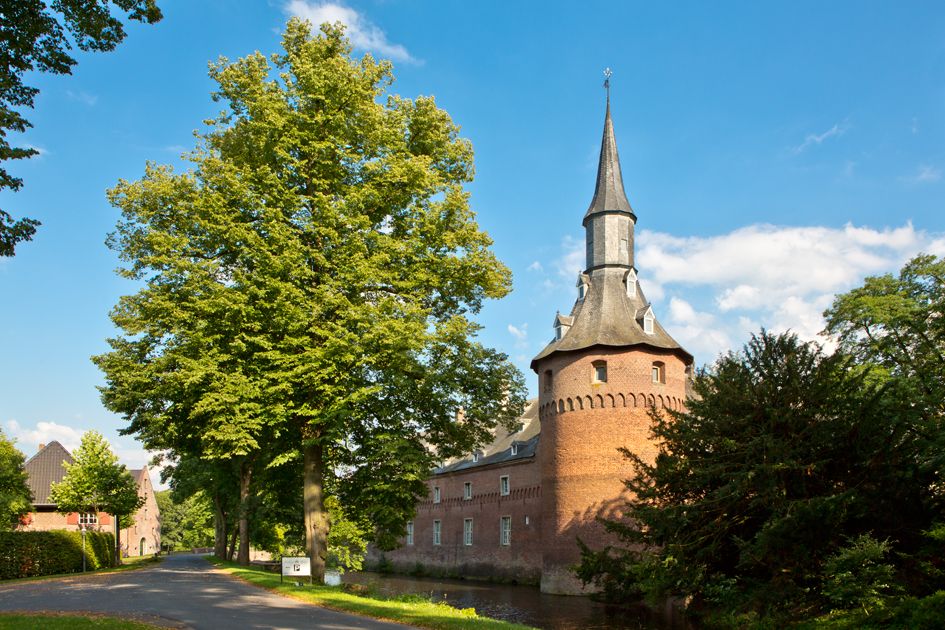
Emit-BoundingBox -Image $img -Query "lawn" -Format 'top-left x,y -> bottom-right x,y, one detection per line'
0,612 -> 162,629
210,559 -> 536,630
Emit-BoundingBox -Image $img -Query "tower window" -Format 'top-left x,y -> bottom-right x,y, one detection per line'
543,370 -> 553,392
652,361 -> 666,384
464,482 -> 472,500
593,361 -> 608,383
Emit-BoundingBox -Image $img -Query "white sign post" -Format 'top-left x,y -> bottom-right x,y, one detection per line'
281,556 -> 312,584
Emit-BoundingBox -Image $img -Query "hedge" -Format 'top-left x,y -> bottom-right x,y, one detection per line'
0,530 -> 116,580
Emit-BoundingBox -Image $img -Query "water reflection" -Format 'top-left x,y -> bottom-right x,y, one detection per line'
342,571 -> 684,629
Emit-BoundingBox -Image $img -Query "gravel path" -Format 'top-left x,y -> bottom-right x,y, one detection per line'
0,553 -> 413,629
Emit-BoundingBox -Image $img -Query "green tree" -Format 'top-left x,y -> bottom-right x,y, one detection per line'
0,0 -> 162,256
577,332 -> 937,623
49,431 -> 145,565
0,428 -> 32,529
155,489 -> 214,552
94,19 -> 526,577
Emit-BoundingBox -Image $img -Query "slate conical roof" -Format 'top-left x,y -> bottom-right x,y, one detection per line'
532,99 -> 692,370
584,97 -> 634,222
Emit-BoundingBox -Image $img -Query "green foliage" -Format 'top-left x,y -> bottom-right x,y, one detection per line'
325,496 -> 367,572
0,0 -> 162,256
578,330 -> 941,622
0,429 -> 32,529
50,431 -> 144,522
154,489 -> 214,551
0,530 -> 115,579
822,535 -> 900,613
94,18 -> 526,568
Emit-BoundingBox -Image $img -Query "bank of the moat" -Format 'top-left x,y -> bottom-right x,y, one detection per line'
343,571 -> 689,630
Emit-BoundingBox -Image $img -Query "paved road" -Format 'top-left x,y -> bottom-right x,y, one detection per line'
0,553 -> 413,629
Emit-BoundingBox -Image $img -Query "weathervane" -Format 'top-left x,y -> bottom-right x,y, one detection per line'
603,67 -> 612,98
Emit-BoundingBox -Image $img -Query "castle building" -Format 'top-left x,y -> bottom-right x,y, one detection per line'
378,96 -> 693,595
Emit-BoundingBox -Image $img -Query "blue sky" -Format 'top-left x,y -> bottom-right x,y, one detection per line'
1,1 -> 944,480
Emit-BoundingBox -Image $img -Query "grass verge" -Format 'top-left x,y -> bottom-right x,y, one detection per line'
0,555 -> 161,586
0,611 -> 163,629
209,558 -> 536,630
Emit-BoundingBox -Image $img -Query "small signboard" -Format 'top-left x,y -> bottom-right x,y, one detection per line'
281,556 -> 312,584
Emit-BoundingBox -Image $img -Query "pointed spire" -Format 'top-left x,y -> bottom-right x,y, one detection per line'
585,72 -> 633,221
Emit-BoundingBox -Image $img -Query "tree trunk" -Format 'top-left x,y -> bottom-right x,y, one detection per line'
227,526 -> 238,561
237,461 -> 253,566
213,493 -> 227,559
114,514 -> 121,566
303,439 -> 329,583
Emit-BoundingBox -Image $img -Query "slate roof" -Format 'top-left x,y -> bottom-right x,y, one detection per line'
584,98 -> 634,222
434,399 -> 540,475
532,101 -> 692,369
23,441 -> 73,506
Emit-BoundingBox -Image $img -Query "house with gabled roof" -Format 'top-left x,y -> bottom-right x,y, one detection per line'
20,440 -> 162,557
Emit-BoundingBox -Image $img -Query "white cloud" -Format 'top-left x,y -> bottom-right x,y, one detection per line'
284,1 -> 418,64
5,419 -> 83,454
527,261 -> 543,272
66,90 -> 98,106
508,323 -> 527,340
555,234 -> 584,282
900,165 -> 941,184
633,221 -> 941,363
792,122 -> 848,154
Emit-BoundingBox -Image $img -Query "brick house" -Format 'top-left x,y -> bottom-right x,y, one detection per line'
379,97 -> 693,594
20,441 -> 162,557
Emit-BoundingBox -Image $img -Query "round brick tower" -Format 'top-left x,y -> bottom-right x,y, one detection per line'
531,95 -> 692,594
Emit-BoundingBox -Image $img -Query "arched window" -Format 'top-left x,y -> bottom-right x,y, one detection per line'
592,360 -> 607,383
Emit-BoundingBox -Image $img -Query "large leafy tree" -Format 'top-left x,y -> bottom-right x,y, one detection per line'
94,20 -> 526,577
0,428 -> 32,529
50,431 -> 145,564
0,0 -> 162,256
577,332 -> 939,623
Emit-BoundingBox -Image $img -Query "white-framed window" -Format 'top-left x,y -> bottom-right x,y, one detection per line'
510,443 -> 519,456
644,313 -> 654,334
578,282 -> 588,300
464,482 -> 472,500
500,516 -> 512,546
500,475 -> 510,496
652,361 -> 665,384
472,451 -> 480,463
463,518 -> 473,546
79,512 -> 97,525
554,324 -> 563,341
433,486 -> 441,503
626,269 -> 637,297
406,521 -> 414,546
593,360 -> 607,383
433,520 -> 441,545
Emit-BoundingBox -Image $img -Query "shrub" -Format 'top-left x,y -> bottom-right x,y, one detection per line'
0,530 -> 116,579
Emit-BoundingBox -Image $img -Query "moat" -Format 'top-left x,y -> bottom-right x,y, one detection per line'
343,571 -> 687,629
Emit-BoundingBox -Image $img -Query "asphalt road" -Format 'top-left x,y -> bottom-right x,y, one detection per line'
0,553 -> 413,629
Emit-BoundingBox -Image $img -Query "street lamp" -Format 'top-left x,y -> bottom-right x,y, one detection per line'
80,524 -> 87,572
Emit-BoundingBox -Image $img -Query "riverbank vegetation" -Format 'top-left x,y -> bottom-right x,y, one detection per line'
0,612 -> 162,629
210,558 -> 535,630
577,255 -> 945,628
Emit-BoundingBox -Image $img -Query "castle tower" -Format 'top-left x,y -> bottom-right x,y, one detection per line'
532,93 -> 693,595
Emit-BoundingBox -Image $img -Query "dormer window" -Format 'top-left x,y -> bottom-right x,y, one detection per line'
472,451 -> 480,463
576,273 -> 589,301
625,269 -> 637,298
511,443 -> 519,456
555,324 -> 564,340
553,313 -> 573,342
644,313 -> 654,334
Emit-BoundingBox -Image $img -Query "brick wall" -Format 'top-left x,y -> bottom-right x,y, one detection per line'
379,457 -> 544,584
536,346 -> 688,594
